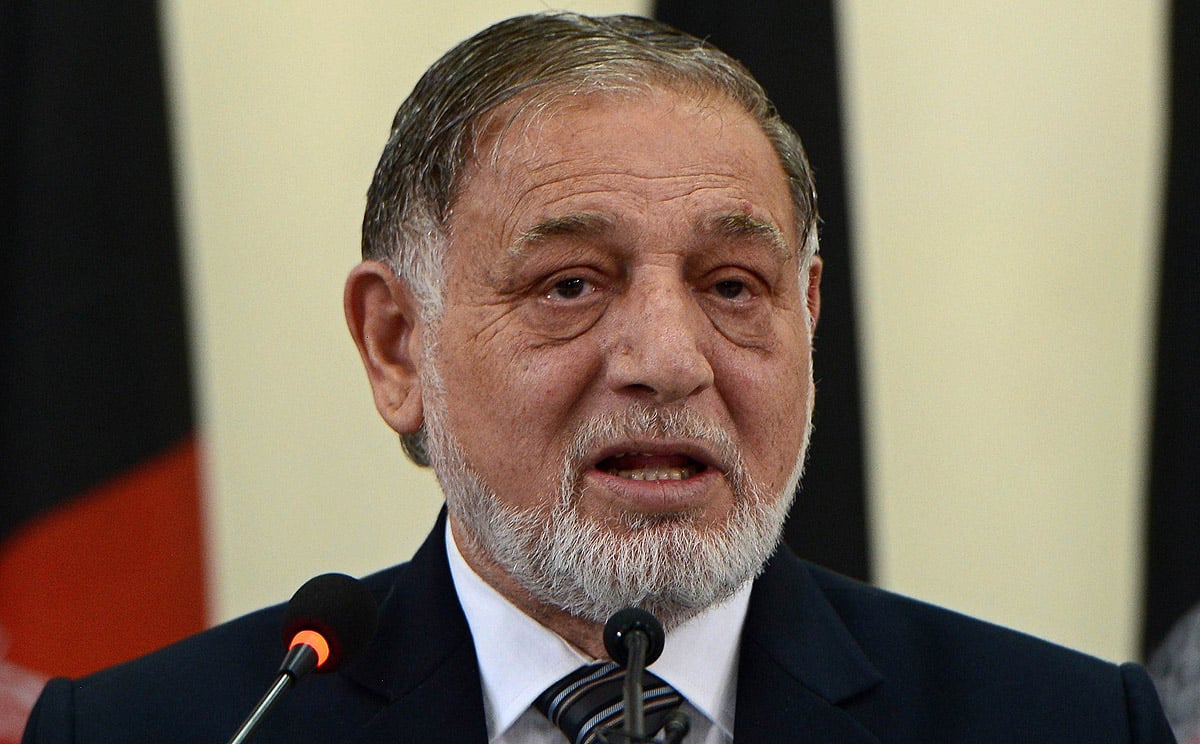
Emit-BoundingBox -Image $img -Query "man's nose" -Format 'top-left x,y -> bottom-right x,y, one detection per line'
605,277 -> 715,404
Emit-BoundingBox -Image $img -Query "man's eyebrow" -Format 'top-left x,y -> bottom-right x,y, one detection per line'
706,213 -> 793,259
509,213 -> 614,256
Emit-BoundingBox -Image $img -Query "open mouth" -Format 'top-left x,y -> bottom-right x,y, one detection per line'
595,452 -> 708,481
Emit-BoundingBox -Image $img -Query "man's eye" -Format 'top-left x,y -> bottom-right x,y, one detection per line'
547,277 -> 591,300
713,279 -> 748,300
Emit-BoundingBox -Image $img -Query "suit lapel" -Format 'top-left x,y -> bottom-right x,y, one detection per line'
338,510 -> 489,743
322,516 -> 888,742
735,547 -> 885,743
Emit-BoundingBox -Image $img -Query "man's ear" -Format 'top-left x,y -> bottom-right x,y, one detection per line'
344,260 -> 426,435
805,254 -> 823,335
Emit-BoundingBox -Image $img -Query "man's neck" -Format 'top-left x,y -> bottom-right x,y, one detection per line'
449,517 -> 608,658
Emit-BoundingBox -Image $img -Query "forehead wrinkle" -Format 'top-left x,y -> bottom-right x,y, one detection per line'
508,212 -> 614,257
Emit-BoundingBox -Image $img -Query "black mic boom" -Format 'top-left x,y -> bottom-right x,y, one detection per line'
226,573 -> 379,744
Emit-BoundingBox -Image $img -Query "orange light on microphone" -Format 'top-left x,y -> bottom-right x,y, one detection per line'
289,629 -> 331,668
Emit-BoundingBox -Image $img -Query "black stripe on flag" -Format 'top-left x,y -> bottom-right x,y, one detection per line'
1143,0 -> 1200,658
0,1 -> 195,540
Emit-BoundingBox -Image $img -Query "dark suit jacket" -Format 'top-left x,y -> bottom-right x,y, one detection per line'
22,512 -> 1175,742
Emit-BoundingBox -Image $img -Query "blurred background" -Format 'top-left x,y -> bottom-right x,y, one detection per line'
3,1 -> 1197,741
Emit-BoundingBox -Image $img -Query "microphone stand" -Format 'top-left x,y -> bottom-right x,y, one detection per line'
227,674 -> 291,744
225,640 -> 318,744
621,628 -> 649,739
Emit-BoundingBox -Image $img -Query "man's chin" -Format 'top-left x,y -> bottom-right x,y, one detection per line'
436,438 -> 792,631
509,501 -> 783,629
589,505 -> 707,532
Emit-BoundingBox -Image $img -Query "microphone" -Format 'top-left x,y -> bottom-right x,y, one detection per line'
603,607 -> 666,742
226,573 -> 379,744
660,711 -> 691,744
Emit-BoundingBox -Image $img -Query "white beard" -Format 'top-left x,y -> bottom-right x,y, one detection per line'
422,370 -> 808,629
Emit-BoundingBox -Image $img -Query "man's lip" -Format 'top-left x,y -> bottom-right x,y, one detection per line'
583,465 -> 724,512
587,440 -> 723,473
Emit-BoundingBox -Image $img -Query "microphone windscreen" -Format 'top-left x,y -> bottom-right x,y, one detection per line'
603,607 -> 665,667
280,573 -> 379,672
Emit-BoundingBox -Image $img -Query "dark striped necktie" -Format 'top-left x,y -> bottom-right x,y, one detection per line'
535,661 -> 684,744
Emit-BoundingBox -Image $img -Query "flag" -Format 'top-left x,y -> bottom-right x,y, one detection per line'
1142,23 -> 1200,744
0,3 -> 207,741
1143,0 -> 1200,659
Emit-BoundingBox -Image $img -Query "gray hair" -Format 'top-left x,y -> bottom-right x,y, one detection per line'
361,12 -> 820,466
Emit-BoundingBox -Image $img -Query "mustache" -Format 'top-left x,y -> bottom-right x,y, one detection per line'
561,405 -> 743,480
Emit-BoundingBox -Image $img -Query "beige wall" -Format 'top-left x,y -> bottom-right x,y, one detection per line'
840,1 -> 1166,661
161,2 -> 1167,663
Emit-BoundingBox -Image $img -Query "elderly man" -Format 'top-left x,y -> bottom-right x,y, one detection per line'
22,12 -> 1175,744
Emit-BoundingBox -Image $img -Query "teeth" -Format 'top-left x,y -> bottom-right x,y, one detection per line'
611,467 -> 698,481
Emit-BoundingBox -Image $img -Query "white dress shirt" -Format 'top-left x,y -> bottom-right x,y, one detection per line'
446,521 -> 749,743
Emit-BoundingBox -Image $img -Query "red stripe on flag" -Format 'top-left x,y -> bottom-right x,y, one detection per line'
0,437 -> 207,680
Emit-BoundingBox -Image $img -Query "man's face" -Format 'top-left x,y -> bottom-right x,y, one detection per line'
424,87 -> 821,624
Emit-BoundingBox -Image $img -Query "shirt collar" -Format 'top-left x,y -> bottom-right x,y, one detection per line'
445,520 -> 750,741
